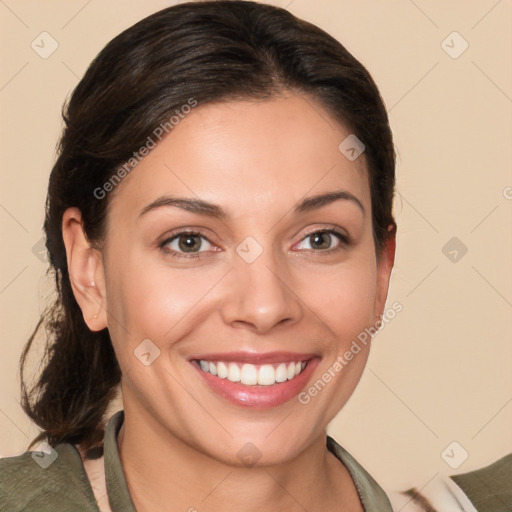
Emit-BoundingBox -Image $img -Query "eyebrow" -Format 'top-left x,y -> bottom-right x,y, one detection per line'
138,189 -> 365,219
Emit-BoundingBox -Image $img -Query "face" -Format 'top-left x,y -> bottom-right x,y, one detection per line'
69,92 -> 394,466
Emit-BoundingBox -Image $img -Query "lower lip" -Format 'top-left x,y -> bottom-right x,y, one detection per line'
192,359 -> 319,409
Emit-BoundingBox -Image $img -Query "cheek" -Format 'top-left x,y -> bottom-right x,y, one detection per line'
291,257 -> 378,426
296,257 -> 378,346
104,258 -> 222,363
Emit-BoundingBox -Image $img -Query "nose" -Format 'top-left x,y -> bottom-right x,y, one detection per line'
219,249 -> 303,334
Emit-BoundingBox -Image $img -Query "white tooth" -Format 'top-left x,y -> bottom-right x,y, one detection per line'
202,360 -> 303,386
287,362 -> 295,380
217,361 -> 228,379
258,364 -> 276,386
275,363 -> 288,383
227,363 -> 241,382
240,364 -> 258,385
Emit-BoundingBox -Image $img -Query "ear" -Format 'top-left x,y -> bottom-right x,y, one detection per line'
62,207 -> 108,332
373,224 -> 396,320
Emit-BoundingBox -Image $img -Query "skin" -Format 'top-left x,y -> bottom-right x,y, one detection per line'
63,92 -> 395,512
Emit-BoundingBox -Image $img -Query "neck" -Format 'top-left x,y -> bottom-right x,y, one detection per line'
117,402 -> 362,512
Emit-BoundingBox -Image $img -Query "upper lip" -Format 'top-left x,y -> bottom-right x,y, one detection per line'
190,351 -> 317,365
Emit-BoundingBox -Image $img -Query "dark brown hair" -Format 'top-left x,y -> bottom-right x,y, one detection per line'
21,0 -> 396,450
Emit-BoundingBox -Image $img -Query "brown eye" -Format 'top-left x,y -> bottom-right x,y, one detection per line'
309,231 -> 332,250
162,231 -> 213,254
295,229 -> 347,251
177,234 -> 203,252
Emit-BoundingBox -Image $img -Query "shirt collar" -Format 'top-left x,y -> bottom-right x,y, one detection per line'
104,410 -> 137,512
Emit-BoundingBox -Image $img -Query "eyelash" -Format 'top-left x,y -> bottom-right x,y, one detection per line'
158,228 -> 350,260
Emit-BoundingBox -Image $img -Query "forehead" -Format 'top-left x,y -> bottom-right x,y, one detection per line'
108,93 -> 370,220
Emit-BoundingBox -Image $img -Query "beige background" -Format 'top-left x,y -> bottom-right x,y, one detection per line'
1,0 -> 511,502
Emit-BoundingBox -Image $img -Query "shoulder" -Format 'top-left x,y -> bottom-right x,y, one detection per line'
327,436 -> 393,512
450,453 -> 512,512
0,443 -> 99,512
385,453 -> 512,512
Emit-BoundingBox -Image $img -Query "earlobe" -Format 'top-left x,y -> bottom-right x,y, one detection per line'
62,207 -> 108,332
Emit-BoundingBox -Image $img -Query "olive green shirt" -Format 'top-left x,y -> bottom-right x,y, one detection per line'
0,411 -> 392,511
451,454 -> 512,512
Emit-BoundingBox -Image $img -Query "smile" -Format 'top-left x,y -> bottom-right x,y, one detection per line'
190,351 -> 319,408
197,360 -> 307,386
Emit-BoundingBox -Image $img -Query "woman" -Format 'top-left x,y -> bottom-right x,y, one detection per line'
0,1 -> 397,510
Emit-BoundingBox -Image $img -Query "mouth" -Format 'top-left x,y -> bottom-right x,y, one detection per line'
190,351 -> 318,408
